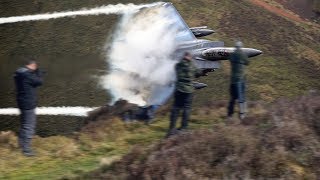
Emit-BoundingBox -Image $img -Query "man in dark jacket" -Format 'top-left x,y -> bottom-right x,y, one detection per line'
14,60 -> 43,156
227,41 -> 249,120
167,52 -> 204,137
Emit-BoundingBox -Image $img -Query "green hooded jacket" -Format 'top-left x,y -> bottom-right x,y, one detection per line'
229,48 -> 249,83
175,58 -> 202,93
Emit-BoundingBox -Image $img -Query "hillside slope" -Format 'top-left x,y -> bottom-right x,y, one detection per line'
1,0 -> 320,134
83,93 -> 320,179
178,0 -> 320,104
0,0 -> 320,179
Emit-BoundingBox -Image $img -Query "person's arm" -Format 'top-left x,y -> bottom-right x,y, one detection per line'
26,71 -> 43,87
242,54 -> 250,65
194,63 -> 214,78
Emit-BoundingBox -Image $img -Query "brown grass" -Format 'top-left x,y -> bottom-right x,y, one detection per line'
83,92 -> 320,179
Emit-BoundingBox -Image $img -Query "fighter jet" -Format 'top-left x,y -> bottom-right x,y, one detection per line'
161,2 -> 262,72
123,3 -> 262,122
157,2 -> 261,89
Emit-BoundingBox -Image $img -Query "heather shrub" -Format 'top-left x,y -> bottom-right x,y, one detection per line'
85,93 -> 320,179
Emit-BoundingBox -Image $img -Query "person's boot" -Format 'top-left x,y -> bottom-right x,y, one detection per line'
177,126 -> 188,132
22,149 -> 36,157
22,138 -> 36,157
239,103 -> 247,120
226,115 -> 240,125
239,102 -> 247,114
226,115 -> 233,123
239,113 -> 246,120
180,109 -> 191,131
22,145 -> 35,157
165,128 -> 178,138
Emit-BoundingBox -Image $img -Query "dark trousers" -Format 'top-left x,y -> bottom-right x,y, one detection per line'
169,91 -> 193,131
228,82 -> 246,116
19,109 -> 36,152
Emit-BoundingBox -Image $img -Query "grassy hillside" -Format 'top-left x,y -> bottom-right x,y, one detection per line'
1,0 -> 320,130
83,93 -> 320,179
0,0 -> 320,179
1,93 -> 319,179
1,0 -> 320,134
0,0 -> 153,135
177,0 -> 320,104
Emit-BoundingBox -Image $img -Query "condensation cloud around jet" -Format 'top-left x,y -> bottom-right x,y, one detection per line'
101,3 -> 195,106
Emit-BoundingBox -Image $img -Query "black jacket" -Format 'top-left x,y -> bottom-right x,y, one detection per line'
14,67 -> 43,110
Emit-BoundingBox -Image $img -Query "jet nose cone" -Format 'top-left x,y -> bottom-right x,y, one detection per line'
245,48 -> 263,57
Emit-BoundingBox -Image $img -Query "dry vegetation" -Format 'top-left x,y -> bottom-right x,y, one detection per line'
0,0 -> 320,179
0,102 -> 167,179
83,92 -> 320,179
1,93 -> 319,179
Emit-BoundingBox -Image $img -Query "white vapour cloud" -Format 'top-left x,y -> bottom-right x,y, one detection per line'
0,2 -> 161,25
0,2 -> 187,118
101,4 -> 185,106
0,2 -> 169,117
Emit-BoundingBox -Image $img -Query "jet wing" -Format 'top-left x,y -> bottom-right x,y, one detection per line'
161,3 -> 222,69
193,58 -> 221,69
162,3 -> 197,42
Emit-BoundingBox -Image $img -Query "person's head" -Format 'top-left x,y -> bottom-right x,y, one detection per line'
183,52 -> 193,61
25,60 -> 37,71
235,41 -> 243,49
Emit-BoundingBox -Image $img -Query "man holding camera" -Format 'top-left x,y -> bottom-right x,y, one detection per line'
14,60 -> 44,156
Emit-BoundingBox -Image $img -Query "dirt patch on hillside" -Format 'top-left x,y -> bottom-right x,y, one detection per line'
275,0 -> 319,20
249,0 -> 305,23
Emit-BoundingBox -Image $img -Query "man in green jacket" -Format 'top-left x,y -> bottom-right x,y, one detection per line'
228,41 -> 249,120
167,52 -> 203,137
